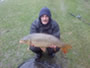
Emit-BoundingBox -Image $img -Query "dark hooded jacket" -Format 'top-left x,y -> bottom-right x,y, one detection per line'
30,7 -> 60,39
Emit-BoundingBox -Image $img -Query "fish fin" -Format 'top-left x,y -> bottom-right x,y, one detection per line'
61,44 -> 72,54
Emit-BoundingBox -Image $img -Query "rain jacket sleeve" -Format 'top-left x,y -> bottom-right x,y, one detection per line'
30,20 -> 39,34
52,21 -> 60,39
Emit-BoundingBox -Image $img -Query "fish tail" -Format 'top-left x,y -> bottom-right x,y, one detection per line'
61,44 -> 72,54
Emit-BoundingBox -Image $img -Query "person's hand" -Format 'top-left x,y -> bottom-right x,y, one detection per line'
30,43 -> 35,46
30,44 -> 46,52
40,48 -> 46,52
49,44 -> 57,51
49,44 -> 56,48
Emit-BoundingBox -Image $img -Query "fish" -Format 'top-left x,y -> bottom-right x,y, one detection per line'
19,33 -> 72,54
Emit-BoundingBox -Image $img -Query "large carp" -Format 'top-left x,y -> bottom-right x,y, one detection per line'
19,33 -> 72,54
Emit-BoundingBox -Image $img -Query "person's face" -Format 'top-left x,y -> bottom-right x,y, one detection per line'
41,14 -> 49,25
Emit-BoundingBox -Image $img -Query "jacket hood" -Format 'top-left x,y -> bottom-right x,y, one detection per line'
39,7 -> 51,18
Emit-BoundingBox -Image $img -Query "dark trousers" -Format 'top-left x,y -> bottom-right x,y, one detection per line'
29,46 -> 60,56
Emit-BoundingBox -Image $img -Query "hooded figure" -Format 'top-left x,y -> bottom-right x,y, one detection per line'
30,7 -> 60,62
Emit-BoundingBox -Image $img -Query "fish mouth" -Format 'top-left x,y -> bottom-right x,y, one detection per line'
19,40 -> 31,45
19,40 -> 24,44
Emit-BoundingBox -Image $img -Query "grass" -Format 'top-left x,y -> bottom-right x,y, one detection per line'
0,0 -> 90,68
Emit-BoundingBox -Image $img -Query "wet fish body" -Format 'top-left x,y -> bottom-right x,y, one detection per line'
20,33 -> 64,47
20,33 -> 72,54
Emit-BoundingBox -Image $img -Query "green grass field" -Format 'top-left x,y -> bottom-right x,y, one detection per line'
0,0 -> 90,68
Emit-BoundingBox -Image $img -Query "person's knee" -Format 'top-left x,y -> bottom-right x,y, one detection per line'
47,48 -> 54,55
47,47 -> 60,55
30,46 -> 42,53
55,47 -> 60,53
